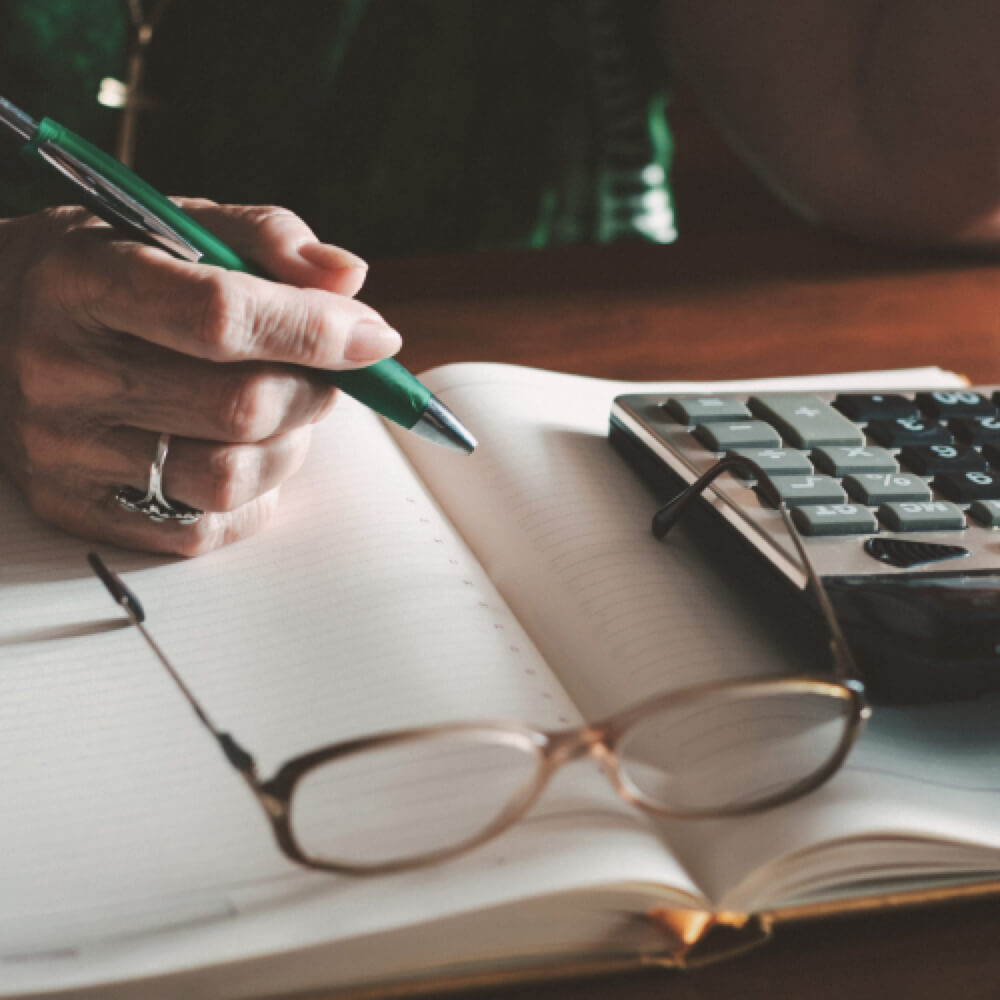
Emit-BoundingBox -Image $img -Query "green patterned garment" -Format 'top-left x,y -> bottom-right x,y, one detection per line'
0,0 -> 674,257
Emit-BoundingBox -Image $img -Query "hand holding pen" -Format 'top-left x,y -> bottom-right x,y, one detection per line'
0,98 -> 475,556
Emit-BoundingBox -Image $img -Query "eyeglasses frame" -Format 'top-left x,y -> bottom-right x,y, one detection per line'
87,471 -> 869,876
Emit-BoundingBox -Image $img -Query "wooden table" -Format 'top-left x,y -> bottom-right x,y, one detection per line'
361,152 -> 1000,1000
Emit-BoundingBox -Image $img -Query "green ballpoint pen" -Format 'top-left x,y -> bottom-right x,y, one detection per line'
0,97 -> 476,454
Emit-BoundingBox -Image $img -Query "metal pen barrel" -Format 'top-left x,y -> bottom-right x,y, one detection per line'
0,97 -> 37,141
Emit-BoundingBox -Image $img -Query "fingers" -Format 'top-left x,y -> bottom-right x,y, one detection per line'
57,485 -> 282,559
55,234 -> 401,370
29,334 -> 340,442
107,495 -> 284,558
176,199 -> 369,297
0,204 -> 385,558
20,423 -> 312,557
113,425 -> 314,513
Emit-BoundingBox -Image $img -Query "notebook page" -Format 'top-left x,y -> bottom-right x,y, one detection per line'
656,690 -> 1000,910
0,396 -> 696,996
393,363 -> 962,717
394,364 -> 1000,911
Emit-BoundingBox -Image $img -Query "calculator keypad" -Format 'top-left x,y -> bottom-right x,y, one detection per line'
611,387 -> 1000,581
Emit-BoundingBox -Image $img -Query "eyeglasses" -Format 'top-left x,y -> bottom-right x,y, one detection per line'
88,477 -> 868,876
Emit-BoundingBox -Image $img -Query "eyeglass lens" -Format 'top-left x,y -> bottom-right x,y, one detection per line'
615,683 -> 853,814
289,729 -> 543,869
285,682 -> 854,869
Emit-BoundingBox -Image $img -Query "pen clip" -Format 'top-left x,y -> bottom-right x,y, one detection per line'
36,141 -> 204,262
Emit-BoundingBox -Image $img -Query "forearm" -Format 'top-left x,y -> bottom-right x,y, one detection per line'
663,1 -> 1000,245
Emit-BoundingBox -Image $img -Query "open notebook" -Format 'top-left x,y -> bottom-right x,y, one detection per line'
4,362 -> 1000,1000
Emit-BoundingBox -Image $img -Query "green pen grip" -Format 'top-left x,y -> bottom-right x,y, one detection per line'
27,118 -> 431,429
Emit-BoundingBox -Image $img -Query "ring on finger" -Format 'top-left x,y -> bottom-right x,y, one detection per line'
115,432 -> 204,524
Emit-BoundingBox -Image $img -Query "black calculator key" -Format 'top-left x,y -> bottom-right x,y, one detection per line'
933,470 -> 1000,503
948,415 -> 1000,446
982,442 -> 1000,470
899,443 -> 988,477
915,391 -> 998,419
878,501 -> 966,532
866,417 -> 953,448
832,393 -> 919,422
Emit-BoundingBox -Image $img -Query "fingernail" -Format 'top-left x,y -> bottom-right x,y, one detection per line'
299,241 -> 368,272
345,319 -> 402,362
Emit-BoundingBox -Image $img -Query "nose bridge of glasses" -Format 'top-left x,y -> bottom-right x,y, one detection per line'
546,725 -> 615,769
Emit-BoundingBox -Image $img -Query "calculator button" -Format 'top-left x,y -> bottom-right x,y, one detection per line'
693,420 -> 782,452
878,501 -> 966,531
933,470 -> 1000,503
948,415 -> 1000,446
916,391 -> 997,420
766,474 -> 846,507
832,393 -> 920,422
866,417 -> 953,448
726,447 -> 814,476
898,443 -> 988,476
969,499 -> 1000,527
790,503 -> 878,536
980,442 -> 1000,470
843,472 -> 932,505
748,394 -> 865,448
811,445 -> 897,477
663,396 -> 752,424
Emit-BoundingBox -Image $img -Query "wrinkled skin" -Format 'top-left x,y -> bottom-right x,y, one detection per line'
0,199 -> 401,555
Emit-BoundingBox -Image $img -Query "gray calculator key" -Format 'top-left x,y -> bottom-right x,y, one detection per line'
969,499 -> 1000,527
694,420 -> 782,451
811,445 -> 898,477
726,447 -> 814,476
790,503 -> 878,536
878,501 -> 966,531
748,394 -> 865,448
843,472 -> 932,505
664,396 -> 752,424
767,474 -> 846,507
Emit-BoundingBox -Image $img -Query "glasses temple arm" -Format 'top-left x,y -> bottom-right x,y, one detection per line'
771,508 -> 863,684
652,456 -> 781,539
650,460 -> 862,685
87,552 -> 258,776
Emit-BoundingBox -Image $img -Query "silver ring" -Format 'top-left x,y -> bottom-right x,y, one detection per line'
115,433 -> 204,524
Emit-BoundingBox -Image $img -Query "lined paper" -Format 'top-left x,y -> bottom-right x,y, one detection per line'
399,364 -> 961,716
1,394 -> 693,995
2,360 -> 983,994
398,364 -> 1000,911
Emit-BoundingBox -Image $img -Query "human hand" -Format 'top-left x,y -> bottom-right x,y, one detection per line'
0,199 -> 401,555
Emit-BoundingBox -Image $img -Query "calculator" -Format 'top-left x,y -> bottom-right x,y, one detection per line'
609,387 -> 1000,701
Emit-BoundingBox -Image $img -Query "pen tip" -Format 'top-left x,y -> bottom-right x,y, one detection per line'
413,397 -> 477,454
